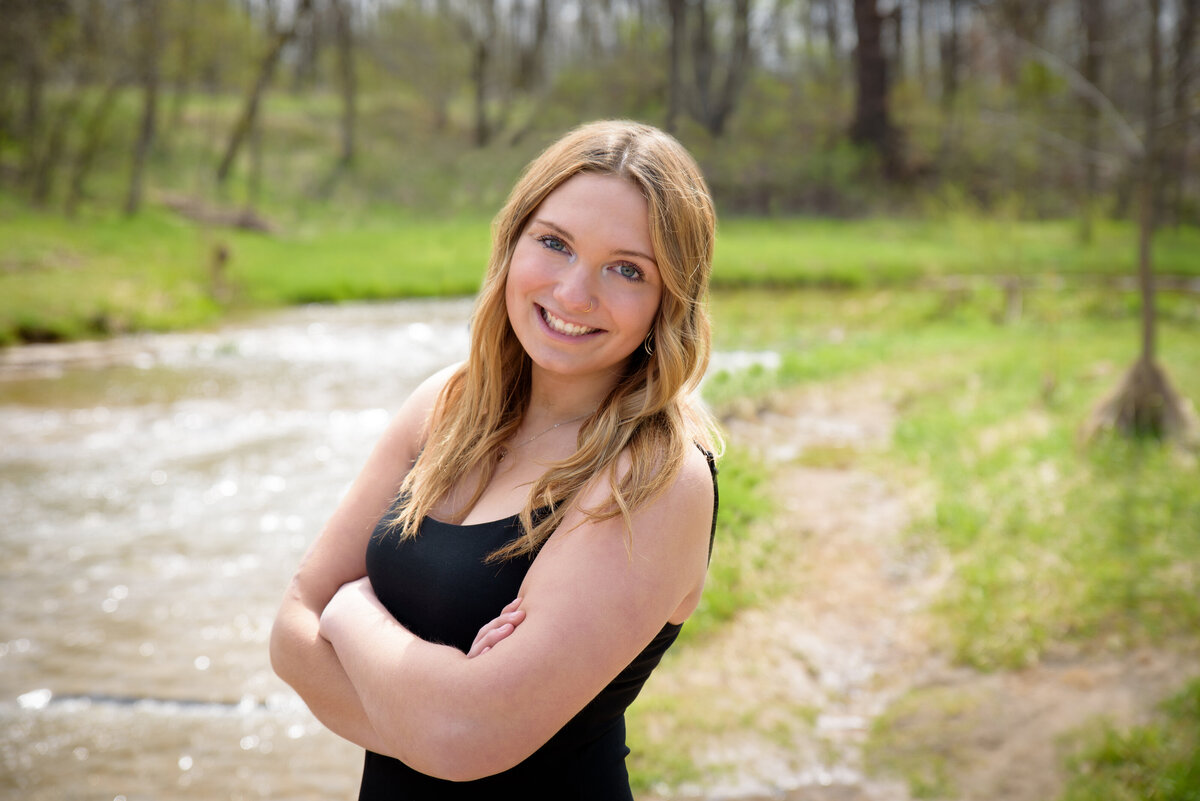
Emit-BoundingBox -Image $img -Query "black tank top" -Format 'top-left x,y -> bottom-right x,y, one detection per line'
358,451 -> 718,800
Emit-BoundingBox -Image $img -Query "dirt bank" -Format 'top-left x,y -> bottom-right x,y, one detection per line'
642,377 -> 1199,801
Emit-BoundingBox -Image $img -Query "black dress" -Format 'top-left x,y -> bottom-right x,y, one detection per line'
358,452 -> 718,800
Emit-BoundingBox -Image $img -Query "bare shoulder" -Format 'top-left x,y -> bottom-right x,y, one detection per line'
379,361 -> 463,450
576,442 -> 715,551
643,444 -> 715,540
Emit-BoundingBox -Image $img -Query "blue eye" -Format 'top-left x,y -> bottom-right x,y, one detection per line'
537,235 -> 568,253
615,263 -> 643,281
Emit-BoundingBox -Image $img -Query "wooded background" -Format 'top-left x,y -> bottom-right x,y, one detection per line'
1,0 -> 1196,226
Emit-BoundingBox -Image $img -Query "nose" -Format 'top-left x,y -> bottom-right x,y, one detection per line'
553,263 -> 596,315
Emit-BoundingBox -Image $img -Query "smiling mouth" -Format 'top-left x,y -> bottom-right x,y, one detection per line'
539,305 -> 600,337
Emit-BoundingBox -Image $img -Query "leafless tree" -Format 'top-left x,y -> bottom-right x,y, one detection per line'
332,0 -> 358,167
1079,0 -> 1106,242
216,0 -> 315,186
1087,0 -> 1195,442
852,0 -> 900,175
125,0 -> 162,215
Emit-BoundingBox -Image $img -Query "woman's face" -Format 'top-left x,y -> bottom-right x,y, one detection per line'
505,173 -> 662,387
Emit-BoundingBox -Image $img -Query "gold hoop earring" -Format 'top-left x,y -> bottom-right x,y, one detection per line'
643,332 -> 655,356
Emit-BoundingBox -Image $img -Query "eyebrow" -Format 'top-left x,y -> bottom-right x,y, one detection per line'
532,218 -> 657,266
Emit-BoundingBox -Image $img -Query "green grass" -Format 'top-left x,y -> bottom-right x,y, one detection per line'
712,216 -> 1200,288
888,318 -> 1200,670
0,196 -> 492,344
1058,678 -> 1200,801
707,286 -> 1200,671
4,192 -> 1197,346
696,287 -> 1200,798
672,444 -> 775,646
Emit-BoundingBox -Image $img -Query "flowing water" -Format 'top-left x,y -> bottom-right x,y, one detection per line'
0,299 -> 777,801
0,300 -> 474,801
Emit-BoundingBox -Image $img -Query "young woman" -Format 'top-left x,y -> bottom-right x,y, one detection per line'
270,120 -> 720,799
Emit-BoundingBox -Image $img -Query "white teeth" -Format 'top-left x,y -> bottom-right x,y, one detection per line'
542,308 -> 598,336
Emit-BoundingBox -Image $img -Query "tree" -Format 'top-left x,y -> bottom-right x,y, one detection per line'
332,0 -> 357,167
1079,0 -> 1106,243
1165,0 -> 1198,225
125,0 -> 162,215
665,0 -> 686,133
1087,0 -> 1195,442
661,0 -> 753,138
689,0 -> 752,137
513,0 -> 551,92
216,0 -> 314,186
940,0 -> 963,109
851,0 -> 900,176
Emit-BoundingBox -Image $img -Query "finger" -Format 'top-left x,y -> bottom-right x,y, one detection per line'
471,609 -> 525,640
467,621 -> 517,658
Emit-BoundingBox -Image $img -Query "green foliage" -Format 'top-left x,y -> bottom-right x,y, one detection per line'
865,685 -> 982,799
672,445 -> 773,646
10,200 -> 1197,346
705,287 -> 1200,674
891,321 -> 1200,670
1059,678 -> 1200,801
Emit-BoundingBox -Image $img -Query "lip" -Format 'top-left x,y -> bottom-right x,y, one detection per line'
536,304 -> 603,339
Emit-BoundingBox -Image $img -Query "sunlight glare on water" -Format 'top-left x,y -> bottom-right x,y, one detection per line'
0,298 -> 776,800
0,300 -> 472,800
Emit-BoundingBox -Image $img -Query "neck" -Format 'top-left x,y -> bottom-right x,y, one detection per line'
525,364 -> 620,424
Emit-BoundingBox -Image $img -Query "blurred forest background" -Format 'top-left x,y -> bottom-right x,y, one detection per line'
3,0 -> 1198,220
2,2 -> 1199,800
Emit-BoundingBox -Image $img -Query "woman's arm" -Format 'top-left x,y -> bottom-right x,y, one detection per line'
318,445 -> 715,781
268,363 -> 458,751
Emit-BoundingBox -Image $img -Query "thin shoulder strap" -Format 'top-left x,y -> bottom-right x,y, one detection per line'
698,445 -> 719,563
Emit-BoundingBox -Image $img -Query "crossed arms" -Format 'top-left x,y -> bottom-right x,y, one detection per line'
269,366 -> 714,781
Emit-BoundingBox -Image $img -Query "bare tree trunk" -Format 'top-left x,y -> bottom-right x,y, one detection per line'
1087,0 -> 1194,442
916,0 -> 928,86
712,0 -> 752,137
126,0 -> 162,215
1138,0 -> 1161,366
852,0 -> 899,175
471,39 -> 489,147
1079,0 -> 1105,243
216,0 -> 314,186
333,0 -> 357,166
691,0 -> 715,125
665,0 -> 686,134
822,0 -> 841,62
170,0 -> 199,129
290,11 -> 319,93
1167,0 -> 1197,226
940,0 -> 960,110
890,3 -> 903,83
515,0 -> 551,91
687,0 -> 752,137
463,0 -> 498,148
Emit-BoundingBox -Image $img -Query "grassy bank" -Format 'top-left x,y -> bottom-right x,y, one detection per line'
626,286 -> 1200,794
3,192 -> 1198,345
5,196 -> 1199,797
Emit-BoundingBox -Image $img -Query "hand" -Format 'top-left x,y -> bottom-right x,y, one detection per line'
465,597 -> 525,658
319,576 -> 377,644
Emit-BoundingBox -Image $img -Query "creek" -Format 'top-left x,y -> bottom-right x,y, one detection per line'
0,300 -> 474,800
0,298 -> 773,800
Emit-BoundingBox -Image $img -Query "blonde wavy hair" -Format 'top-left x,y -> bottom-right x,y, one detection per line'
392,120 -> 720,560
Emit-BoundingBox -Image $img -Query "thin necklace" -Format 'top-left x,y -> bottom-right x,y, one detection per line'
497,412 -> 591,462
